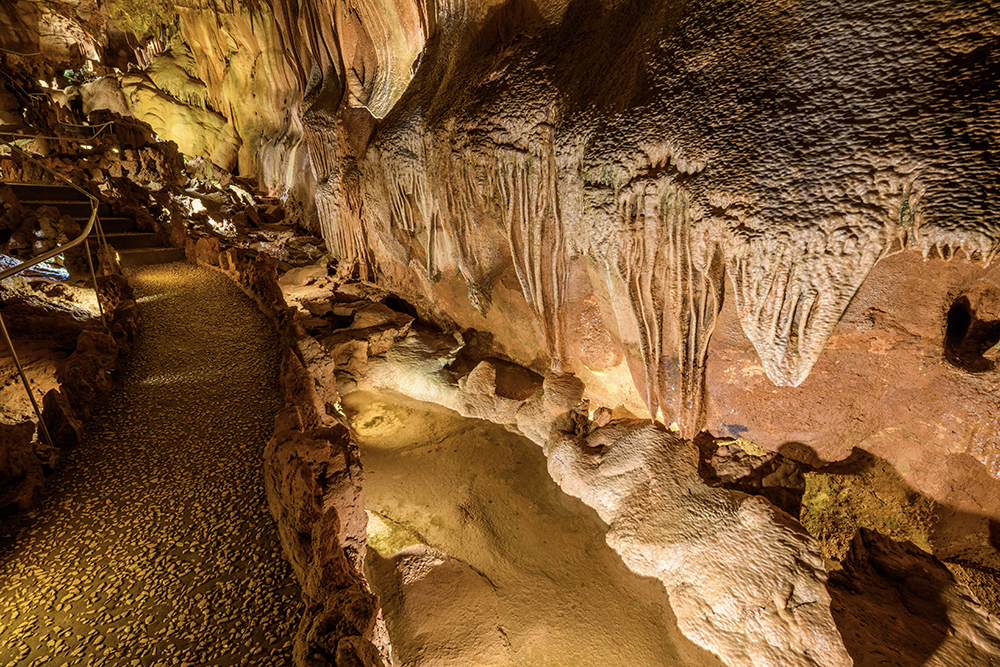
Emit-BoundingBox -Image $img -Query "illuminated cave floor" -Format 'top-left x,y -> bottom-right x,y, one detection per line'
0,263 -> 299,667
345,391 -> 726,667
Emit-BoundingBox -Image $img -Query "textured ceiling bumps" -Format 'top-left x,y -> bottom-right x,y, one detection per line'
42,0 -> 1000,434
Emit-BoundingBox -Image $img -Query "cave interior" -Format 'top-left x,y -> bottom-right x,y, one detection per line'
0,0 -> 999,666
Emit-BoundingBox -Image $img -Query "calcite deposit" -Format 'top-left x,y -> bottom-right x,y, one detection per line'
548,422 -> 850,667
11,0 -> 998,433
354,328 -> 852,665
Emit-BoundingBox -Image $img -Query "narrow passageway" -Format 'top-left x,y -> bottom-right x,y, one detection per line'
0,263 -> 300,667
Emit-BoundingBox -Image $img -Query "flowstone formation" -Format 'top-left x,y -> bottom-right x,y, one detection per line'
342,0 -> 999,420
548,422 -> 850,667
353,330 -> 856,666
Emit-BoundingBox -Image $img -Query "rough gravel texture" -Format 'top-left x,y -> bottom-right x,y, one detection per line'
0,262 -> 300,667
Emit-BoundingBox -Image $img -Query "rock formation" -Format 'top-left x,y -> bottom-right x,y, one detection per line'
548,421 -> 851,667
356,327 -> 855,666
44,0 -> 993,475
10,0 -> 997,435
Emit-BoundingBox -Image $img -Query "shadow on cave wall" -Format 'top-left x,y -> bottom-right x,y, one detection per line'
791,445 -> 1000,666
829,528 -> 956,667
698,435 -> 1000,666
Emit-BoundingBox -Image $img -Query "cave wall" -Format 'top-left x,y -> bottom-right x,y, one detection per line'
327,0 -> 1000,489
123,0 -> 317,221
6,1 -> 1000,664
109,0 -> 429,229
13,0 -> 998,507
0,0 -> 104,61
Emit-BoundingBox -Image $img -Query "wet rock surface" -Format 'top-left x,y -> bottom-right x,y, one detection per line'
0,262 -> 301,666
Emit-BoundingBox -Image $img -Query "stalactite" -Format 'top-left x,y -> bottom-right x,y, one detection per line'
439,150 -> 497,314
603,177 -> 722,437
382,153 -> 442,280
728,227 -> 887,387
719,175 -> 1000,388
664,188 -> 724,437
316,175 -> 373,279
492,144 -> 569,371
309,119 -> 375,281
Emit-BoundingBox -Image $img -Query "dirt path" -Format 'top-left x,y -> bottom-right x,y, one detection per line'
0,263 -> 299,667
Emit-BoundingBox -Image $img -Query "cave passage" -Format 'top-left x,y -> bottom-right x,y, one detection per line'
345,391 -> 725,667
0,263 -> 299,666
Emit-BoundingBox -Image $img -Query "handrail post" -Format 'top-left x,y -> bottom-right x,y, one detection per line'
85,207 -> 108,331
0,311 -> 54,448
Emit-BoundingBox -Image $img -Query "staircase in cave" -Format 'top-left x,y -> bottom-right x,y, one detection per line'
5,182 -> 185,268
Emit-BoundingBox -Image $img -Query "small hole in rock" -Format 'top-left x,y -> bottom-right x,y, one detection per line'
382,295 -> 417,318
944,296 -> 1000,372
946,298 -> 973,349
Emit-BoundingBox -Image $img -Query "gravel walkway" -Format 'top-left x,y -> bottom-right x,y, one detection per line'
0,262 -> 300,667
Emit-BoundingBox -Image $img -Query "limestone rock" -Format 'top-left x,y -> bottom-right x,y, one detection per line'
310,301 -> 414,394
295,584 -> 381,667
191,236 -> 221,266
0,420 -> 44,514
119,72 -> 241,170
704,252 -> 1000,521
265,419 -> 367,582
55,328 -> 118,420
366,545 -> 507,667
79,77 -> 129,116
360,328 -> 850,666
548,421 -> 852,667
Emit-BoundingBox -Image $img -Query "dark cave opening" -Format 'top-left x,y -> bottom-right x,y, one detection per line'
945,296 -> 1000,372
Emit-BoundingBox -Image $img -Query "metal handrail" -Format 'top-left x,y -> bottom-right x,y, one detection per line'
0,200 -> 98,281
1,135 -> 114,448
0,136 -> 101,203
0,120 -> 116,143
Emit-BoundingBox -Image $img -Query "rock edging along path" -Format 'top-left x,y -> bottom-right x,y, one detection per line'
0,262 -> 301,667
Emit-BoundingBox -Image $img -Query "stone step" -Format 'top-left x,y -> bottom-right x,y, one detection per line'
90,233 -> 163,250
117,247 -> 186,267
14,198 -> 113,218
3,183 -> 85,201
95,217 -> 136,234
5,183 -> 122,225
